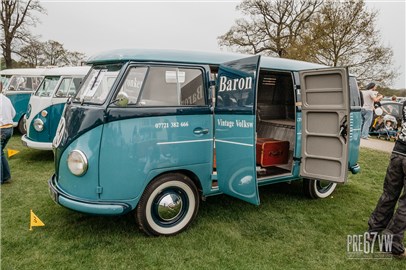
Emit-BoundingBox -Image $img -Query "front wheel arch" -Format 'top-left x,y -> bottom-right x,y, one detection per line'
18,115 -> 27,134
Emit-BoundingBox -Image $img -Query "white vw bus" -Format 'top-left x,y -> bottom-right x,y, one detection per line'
22,66 -> 90,150
1,68 -> 47,133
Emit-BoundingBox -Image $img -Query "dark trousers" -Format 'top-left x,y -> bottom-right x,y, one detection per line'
368,153 -> 406,255
1,127 -> 13,183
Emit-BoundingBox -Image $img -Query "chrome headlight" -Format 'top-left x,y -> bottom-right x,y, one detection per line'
67,150 -> 88,176
33,119 -> 44,132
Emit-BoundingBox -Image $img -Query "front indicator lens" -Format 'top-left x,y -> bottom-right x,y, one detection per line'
67,150 -> 88,176
33,119 -> 44,132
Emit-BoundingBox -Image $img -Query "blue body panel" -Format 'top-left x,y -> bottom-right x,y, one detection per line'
215,114 -> 259,203
98,115 -> 213,201
57,126 -> 103,201
6,92 -> 31,123
349,111 -> 362,172
27,103 -> 65,143
214,55 -> 260,205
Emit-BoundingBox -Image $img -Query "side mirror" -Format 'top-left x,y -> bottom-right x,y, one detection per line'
115,92 -> 129,107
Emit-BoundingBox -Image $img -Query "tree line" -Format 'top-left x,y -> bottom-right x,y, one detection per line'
1,0 -> 403,91
218,0 -> 401,90
1,0 -> 85,69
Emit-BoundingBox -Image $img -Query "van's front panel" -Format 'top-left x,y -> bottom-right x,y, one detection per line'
26,96 -> 53,143
57,125 -> 103,200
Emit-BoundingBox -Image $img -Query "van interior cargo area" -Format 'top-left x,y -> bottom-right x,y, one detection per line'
256,70 -> 295,179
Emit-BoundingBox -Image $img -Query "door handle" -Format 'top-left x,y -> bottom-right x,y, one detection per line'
193,128 -> 209,135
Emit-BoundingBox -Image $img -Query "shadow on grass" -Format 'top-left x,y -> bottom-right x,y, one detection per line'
52,210 -> 140,239
22,149 -> 54,161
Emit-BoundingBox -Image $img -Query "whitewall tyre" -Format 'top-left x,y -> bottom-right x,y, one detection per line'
136,173 -> 199,236
303,179 -> 337,199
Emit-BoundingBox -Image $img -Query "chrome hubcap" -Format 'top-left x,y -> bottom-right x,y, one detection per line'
157,192 -> 183,221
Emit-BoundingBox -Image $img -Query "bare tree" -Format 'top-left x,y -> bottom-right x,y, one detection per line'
64,51 -> 87,66
1,0 -> 45,68
218,0 -> 322,57
307,0 -> 397,86
42,40 -> 66,66
18,39 -> 44,67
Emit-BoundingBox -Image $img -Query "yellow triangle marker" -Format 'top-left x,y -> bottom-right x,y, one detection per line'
29,210 -> 45,231
7,148 -> 19,158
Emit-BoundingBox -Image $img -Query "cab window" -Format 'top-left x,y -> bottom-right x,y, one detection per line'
35,77 -> 60,97
55,77 -> 83,98
74,64 -> 122,104
137,67 -> 205,106
117,67 -> 148,104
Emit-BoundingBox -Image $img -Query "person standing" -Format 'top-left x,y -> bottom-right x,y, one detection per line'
0,82 -> 16,184
360,82 -> 379,139
374,93 -> 389,114
367,99 -> 406,258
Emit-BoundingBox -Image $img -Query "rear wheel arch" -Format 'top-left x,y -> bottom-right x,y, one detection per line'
303,178 -> 337,199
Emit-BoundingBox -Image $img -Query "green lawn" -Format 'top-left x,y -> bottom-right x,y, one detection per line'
1,134 -> 404,269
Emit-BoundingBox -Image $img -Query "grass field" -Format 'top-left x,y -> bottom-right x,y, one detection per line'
1,134 -> 404,269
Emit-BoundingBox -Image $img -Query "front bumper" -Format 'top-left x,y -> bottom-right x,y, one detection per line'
48,174 -> 131,215
21,135 -> 52,150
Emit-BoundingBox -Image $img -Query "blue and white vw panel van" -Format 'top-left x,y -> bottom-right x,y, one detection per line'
21,66 -> 90,150
49,49 -> 361,236
1,68 -> 46,133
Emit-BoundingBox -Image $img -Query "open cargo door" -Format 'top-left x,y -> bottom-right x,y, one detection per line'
300,68 -> 350,183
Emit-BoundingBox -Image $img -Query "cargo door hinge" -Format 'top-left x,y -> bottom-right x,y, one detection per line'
96,186 -> 103,194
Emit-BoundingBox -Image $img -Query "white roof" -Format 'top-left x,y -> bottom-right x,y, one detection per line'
41,66 -> 91,76
0,68 -> 49,76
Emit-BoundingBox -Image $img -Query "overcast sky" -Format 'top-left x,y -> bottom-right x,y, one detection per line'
33,0 -> 405,89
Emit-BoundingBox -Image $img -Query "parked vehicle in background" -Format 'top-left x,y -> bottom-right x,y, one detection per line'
0,68 -> 47,133
370,101 -> 402,134
21,66 -> 90,150
48,49 -> 362,236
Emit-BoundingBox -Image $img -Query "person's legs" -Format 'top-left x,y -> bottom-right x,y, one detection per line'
368,154 -> 404,233
382,156 -> 406,255
1,128 -> 13,183
361,109 -> 373,138
361,108 -> 367,137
